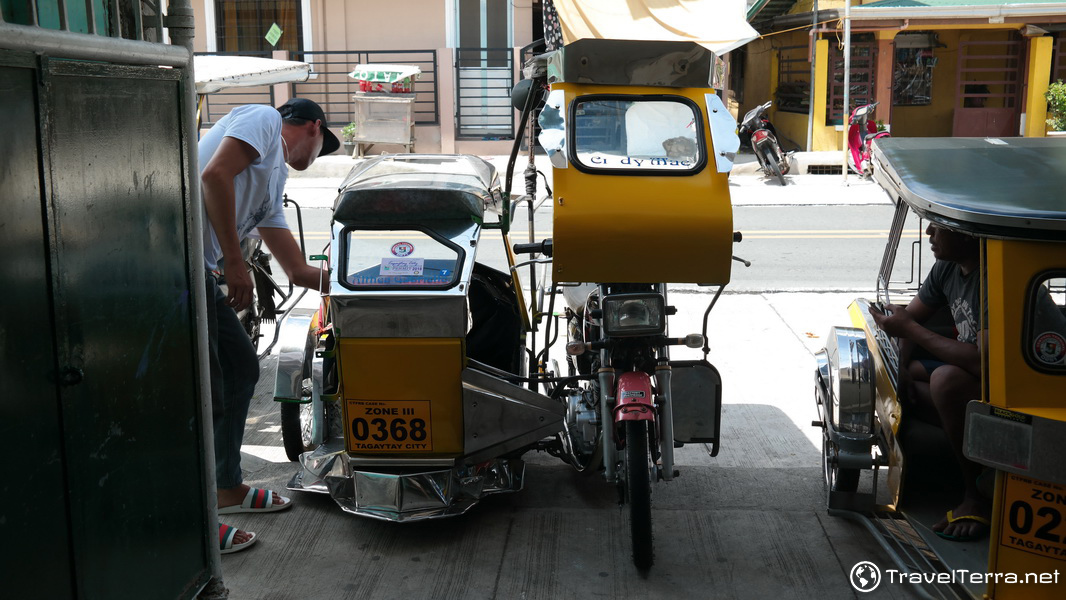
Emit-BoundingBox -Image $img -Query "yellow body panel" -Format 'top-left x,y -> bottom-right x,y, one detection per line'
984,239 -> 1066,411
849,300 -> 904,510
551,83 -> 733,284
983,238 -> 1066,596
337,338 -> 463,456
987,471 -> 1066,599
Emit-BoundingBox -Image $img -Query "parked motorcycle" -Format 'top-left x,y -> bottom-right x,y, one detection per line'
272,39 -> 743,572
737,100 -> 790,185
214,194 -> 308,357
846,101 -> 889,177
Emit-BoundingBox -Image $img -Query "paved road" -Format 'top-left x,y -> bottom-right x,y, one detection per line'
275,202 -> 921,294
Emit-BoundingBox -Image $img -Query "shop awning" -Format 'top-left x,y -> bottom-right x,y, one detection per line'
553,0 -> 759,55
855,0 -> 1066,19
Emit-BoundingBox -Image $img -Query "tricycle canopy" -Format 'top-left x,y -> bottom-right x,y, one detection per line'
872,137 -> 1066,241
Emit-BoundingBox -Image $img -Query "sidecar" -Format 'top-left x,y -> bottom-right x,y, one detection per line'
272,154 -> 564,521
816,137 -> 1066,598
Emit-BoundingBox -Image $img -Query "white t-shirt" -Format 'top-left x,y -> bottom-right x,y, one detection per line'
198,104 -> 289,271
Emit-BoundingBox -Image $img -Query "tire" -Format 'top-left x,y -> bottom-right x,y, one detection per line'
763,147 -> 786,186
822,437 -> 860,494
624,420 -> 654,570
281,401 -> 313,462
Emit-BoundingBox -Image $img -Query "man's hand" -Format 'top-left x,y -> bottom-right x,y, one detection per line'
223,256 -> 255,311
870,303 -> 915,338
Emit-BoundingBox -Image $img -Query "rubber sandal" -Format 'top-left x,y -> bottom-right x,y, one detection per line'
219,523 -> 257,555
218,487 -> 292,515
934,509 -> 991,542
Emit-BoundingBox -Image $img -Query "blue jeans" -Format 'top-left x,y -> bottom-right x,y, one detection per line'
206,274 -> 260,489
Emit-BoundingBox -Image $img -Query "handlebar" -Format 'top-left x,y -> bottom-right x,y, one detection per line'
513,239 -> 553,257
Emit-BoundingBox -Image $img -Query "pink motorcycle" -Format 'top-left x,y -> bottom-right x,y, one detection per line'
847,102 -> 890,177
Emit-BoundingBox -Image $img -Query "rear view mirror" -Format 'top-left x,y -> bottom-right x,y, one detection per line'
537,90 -> 567,169
705,93 -> 740,173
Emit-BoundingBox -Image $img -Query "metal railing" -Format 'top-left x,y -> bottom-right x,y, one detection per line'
293,49 -> 439,127
455,46 -> 514,140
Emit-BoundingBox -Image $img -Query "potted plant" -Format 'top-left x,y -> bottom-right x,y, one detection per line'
342,122 -> 359,155
1045,81 -> 1066,135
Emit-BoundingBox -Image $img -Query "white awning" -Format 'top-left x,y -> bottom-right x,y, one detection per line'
193,55 -> 311,94
553,0 -> 759,55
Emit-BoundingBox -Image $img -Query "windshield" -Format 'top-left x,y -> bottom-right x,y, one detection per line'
571,96 -> 703,172
342,229 -> 462,290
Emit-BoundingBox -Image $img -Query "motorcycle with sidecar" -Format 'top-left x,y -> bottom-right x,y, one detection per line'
816,137 -> 1066,599
272,39 -> 742,570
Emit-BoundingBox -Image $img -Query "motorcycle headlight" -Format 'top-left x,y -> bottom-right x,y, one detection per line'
602,293 -> 666,337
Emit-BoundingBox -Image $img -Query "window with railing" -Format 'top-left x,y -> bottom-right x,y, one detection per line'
214,0 -> 303,53
827,35 -> 877,125
776,44 -> 809,114
1055,35 -> 1066,83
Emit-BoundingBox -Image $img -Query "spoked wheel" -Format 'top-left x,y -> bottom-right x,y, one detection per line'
822,437 -> 860,495
623,420 -> 654,570
240,303 -> 262,351
281,400 -> 316,462
763,147 -> 786,186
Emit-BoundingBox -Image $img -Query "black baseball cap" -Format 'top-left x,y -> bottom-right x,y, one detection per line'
278,98 -> 340,156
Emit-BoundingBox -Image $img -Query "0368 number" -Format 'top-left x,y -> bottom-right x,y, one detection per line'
351,417 -> 427,442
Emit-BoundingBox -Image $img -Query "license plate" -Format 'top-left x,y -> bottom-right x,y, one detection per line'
1000,473 -> 1066,560
345,399 -> 433,452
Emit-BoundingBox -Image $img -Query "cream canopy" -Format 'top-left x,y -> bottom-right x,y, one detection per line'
552,0 -> 759,55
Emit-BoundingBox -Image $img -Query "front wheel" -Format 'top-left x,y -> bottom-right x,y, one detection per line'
763,147 -> 786,186
624,420 -> 654,570
281,401 -> 315,462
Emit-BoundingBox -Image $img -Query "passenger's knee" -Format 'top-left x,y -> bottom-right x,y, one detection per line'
928,365 -> 978,403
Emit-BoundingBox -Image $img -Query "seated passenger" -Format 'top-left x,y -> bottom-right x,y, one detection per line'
870,224 -> 988,542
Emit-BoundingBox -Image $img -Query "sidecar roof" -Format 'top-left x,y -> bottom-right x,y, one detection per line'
544,39 -> 716,89
872,137 -> 1066,242
333,154 -> 499,223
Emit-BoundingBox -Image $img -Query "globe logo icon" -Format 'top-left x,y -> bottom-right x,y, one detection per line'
850,561 -> 882,592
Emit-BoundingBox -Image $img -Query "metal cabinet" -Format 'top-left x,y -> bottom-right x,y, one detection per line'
0,48 -> 212,599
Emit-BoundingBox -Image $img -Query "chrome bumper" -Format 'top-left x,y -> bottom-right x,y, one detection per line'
287,441 -> 524,522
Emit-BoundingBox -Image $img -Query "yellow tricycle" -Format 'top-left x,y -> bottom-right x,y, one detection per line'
816,137 -> 1066,598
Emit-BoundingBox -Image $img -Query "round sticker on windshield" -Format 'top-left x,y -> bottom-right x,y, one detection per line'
1035,331 -> 1066,365
391,242 -> 414,257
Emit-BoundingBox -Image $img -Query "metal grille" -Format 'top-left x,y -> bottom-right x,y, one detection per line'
776,44 -> 809,114
956,39 -> 1023,109
807,164 -> 842,175
455,47 -> 514,140
293,49 -> 439,127
0,0 -> 166,41
827,38 -> 877,125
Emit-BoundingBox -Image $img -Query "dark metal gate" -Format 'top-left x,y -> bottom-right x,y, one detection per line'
953,37 -> 1023,137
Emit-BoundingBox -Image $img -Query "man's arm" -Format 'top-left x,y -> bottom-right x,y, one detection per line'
201,136 -> 259,310
258,227 -> 329,292
871,296 -> 982,378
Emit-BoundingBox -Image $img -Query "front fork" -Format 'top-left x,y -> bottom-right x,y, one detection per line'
600,363 -> 676,483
